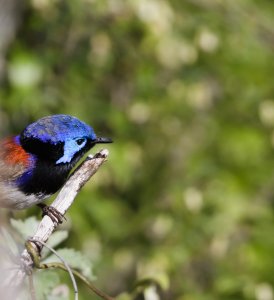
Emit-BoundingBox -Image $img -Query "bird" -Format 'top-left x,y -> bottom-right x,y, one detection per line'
0,114 -> 112,220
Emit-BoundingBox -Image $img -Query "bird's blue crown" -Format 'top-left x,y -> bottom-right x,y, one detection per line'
21,114 -> 96,143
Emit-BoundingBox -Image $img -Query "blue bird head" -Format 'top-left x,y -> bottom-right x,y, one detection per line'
19,115 -> 112,165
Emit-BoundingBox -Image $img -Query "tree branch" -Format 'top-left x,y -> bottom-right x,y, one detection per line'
13,149 -> 109,285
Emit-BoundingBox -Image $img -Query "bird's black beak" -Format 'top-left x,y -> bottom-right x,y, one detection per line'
94,137 -> 113,144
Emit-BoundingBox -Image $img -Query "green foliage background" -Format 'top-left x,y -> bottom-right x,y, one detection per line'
0,0 -> 274,299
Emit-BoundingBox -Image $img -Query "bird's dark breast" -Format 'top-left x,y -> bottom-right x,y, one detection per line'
18,160 -> 73,196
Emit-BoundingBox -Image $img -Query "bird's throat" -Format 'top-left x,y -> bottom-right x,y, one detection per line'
17,159 -> 75,197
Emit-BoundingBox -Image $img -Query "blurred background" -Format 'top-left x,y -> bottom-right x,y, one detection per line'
0,0 -> 274,299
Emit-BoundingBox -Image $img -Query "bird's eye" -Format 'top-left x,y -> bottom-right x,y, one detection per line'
76,138 -> 85,146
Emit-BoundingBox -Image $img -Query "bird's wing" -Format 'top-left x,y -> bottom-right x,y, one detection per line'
0,137 -> 30,181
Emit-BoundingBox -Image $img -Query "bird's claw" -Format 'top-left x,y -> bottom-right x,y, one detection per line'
37,203 -> 65,224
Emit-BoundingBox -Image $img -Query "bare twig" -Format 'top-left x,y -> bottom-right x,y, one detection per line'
26,239 -> 114,300
13,149 -> 109,285
28,239 -> 78,300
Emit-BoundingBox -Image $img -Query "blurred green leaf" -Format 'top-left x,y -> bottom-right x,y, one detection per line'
10,217 -> 40,239
44,248 -> 95,280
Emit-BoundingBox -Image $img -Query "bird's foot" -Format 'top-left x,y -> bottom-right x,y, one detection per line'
37,203 -> 65,224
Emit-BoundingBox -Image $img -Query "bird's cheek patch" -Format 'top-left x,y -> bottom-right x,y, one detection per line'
56,139 -> 78,164
56,138 -> 87,164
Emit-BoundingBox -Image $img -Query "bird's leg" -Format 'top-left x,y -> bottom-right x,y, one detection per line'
37,203 -> 65,224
